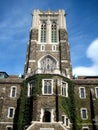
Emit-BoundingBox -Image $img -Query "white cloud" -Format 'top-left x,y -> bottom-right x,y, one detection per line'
87,39 -> 98,63
73,38 -> 98,76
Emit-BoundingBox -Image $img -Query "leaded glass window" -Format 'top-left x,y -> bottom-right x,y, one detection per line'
44,80 -> 52,94
40,22 -> 46,43
51,22 -> 57,43
42,79 -> 53,95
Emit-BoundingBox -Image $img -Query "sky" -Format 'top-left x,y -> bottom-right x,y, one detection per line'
0,0 -> 98,76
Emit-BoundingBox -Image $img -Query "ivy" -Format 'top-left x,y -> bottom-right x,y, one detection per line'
13,74 -> 79,130
13,74 -> 53,130
59,78 -> 78,130
13,81 -> 29,130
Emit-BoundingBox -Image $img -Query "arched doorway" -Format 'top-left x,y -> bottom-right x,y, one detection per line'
43,111 -> 51,122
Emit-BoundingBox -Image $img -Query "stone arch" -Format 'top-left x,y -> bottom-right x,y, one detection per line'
38,55 -> 58,73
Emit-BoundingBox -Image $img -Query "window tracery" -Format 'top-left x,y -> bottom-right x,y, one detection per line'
40,55 -> 57,73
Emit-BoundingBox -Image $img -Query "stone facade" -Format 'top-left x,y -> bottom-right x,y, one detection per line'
24,9 -> 72,78
0,9 -> 98,130
73,77 -> 98,130
0,75 -> 23,130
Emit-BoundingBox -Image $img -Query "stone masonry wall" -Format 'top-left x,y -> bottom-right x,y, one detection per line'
74,79 -> 98,130
59,29 -> 72,78
0,78 -> 23,130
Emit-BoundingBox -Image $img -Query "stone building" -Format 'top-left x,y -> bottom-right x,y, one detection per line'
0,72 -> 23,130
0,9 -> 98,130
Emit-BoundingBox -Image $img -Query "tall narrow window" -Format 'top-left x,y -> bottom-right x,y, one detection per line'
61,81 -> 68,97
40,22 -> 46,43
8,107 -> 15,118
81,108 -> 88,120
10,86 -> 17,98
79,87 -> 86,98
95,87 -> 98,98
42,79 -> 53,95
51,22 -> 57,43
28,81 -> 34,97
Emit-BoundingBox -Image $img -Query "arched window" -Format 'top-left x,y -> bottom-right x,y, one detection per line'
40,55 -> 57,73
10,86 -> 17,98
51,22 -> 57,43
40,22 -> 46,43
43,111 -> 51,122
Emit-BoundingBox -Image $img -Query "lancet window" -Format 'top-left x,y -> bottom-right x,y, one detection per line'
51,22 -> 57,43
40,22 -> 46,43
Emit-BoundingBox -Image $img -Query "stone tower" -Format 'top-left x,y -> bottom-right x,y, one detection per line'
24,9 -> 72,79
1,9 -> 98,130
23,9 -> 73,130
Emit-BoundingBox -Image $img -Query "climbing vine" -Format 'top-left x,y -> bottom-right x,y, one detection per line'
13,74 -> 79,130
13,74 -> 54,130
13,81 -> 30,130
59,77 -> 78,130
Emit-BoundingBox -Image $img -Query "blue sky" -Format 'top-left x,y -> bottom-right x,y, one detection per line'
0,0 -> 98,76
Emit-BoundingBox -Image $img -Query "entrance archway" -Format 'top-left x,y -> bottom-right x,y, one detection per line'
43,111 -> 51,122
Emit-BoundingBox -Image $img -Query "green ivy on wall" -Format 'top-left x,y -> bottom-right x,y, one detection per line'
13,81 -> 31,130
59,77 -> 79,130
13,74 -> 54,130
13,74 -> 79,130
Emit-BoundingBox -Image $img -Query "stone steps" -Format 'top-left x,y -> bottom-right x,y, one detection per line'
26,122 -> 69,130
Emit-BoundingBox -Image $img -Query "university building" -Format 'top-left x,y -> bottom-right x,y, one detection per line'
0,9 -> 98,130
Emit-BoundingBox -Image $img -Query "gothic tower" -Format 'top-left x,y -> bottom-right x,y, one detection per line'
1,9 -> 98,130
24,9 -> 72,78
24,9 -> 73,130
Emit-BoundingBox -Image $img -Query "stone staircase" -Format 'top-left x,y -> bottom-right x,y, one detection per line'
26,122 -> 70,130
